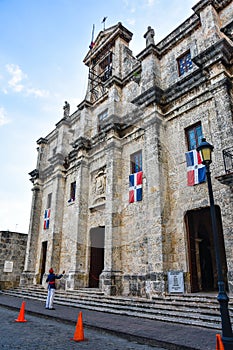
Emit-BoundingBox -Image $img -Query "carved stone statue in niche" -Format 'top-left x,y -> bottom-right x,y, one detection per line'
92,168 -> 106,204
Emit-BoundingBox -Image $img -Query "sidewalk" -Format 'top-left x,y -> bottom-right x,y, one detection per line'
0,293 -> 219,350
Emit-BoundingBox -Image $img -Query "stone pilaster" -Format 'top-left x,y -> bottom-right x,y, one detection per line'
100,131 -> 122,295
20,183 -> 42,286
143,117 -> 166,295
195,2 -> 223,49
49,172 -> 66,272
66,156 -> 89,290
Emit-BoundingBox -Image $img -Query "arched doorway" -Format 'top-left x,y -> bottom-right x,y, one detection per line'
89,227 -> 105,288
185,207 -> 228,293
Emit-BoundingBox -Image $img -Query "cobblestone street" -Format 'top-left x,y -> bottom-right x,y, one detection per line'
0,306 -> 167,350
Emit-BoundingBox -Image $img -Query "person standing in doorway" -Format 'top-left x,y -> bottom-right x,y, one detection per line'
45,268 -> 65,310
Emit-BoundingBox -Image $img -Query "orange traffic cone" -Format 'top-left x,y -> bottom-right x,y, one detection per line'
71,311 -> 86,342
216,334 -> 224,350
15,301 -> 27,322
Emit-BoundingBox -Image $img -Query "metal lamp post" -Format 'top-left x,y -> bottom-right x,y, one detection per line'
197,138 -> 233,349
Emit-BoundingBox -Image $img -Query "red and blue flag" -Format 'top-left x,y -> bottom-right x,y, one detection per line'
44,209 -> 50,229
129,171 -> 143,203
185,150 -> 206,186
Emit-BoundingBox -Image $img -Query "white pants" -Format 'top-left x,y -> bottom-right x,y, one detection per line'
46,288 -> 55,309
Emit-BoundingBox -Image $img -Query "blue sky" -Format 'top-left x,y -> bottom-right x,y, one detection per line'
0,0 -> 197,233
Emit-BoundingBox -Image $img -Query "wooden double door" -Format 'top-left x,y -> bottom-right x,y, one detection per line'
185,207 -> 228,293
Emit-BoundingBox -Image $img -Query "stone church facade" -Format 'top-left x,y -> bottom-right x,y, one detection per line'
21,0 -> 233,297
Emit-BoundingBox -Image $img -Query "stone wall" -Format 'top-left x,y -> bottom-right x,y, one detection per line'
0,231 -> 27,289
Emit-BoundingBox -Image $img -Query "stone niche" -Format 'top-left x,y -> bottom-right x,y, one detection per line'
91,168 -> 106,206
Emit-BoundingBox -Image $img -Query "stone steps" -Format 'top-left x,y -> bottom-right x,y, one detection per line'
2,286 -> 233,330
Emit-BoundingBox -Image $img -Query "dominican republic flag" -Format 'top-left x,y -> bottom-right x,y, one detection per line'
185,150 -> 206,186
129,171 -> 143,203
43,209 -> 50,229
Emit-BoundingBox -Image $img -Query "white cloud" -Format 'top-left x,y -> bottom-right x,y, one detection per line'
6,63 -> 27,92
145,0 -> 156,6
26,87 -> 50,98
4,63 -> 50,98
0,106 -> 11,126
127,18 -> 136,26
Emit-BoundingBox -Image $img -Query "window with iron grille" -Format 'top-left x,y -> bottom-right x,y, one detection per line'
130,151 -> 142,173
186,123 -> 203,151
178,51 -> 193,76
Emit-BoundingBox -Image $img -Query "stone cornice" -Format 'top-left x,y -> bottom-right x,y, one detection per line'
212,0 -> 232,10
77,99 -> 93,110
36,137 -> 48,145
193,0 -> 232,14
209,76 -> 233,94
136,45 -> 160,61
68,137 -> 92,164
156,15 -> 200,55
165,70 -> 207,104
193,38 -> 233,69
131,69 -> 208,109
68,149 -> 78,163
216,172 -> 233,186
72,136 -> 91,151
55,116 -> 71,128
131,85 -> 164,107
40,165 -> 54,181
28,169 -> 39,183
104,75 -> 123,89
48,153 -> 65,167
92,116 -> 128,145
221,20 -> 233,42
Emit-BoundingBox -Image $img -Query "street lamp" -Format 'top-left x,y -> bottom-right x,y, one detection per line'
197,138 -> 233,349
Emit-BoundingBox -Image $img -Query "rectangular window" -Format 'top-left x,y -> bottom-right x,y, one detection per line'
186,123 -> 203,151
98,109 -> 108,132
130,151 -> 142,173
44,193 -> 52,230
68,181 -> 76,202
178,51 -> 193,76
47,193 -> 52,209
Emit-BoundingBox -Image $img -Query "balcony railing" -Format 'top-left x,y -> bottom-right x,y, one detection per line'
223,147 -> 233,174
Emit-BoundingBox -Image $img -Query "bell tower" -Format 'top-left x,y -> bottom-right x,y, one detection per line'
83,22 -> 133,103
